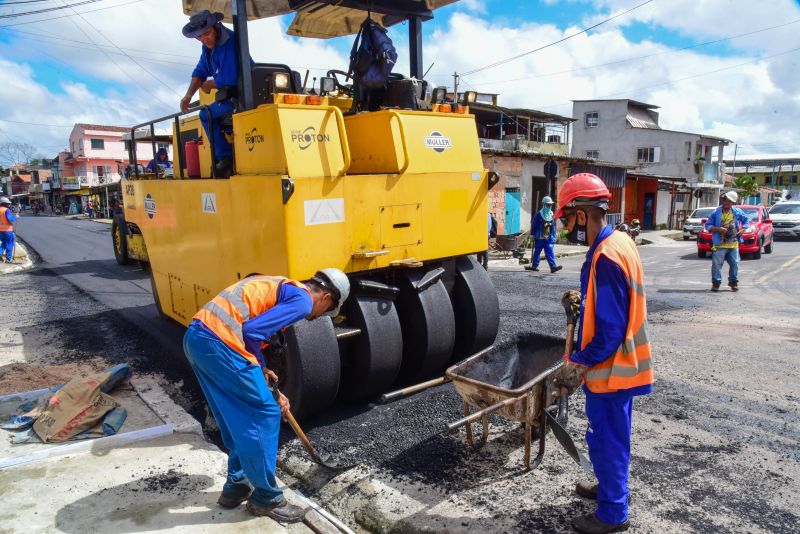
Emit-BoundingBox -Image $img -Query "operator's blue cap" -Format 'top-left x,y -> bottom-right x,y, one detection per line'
182,10 -> 224,38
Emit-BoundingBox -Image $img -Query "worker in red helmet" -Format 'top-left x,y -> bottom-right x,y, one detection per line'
555,173 -> 653,534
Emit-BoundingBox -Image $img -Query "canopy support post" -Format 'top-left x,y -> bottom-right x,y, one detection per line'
409,15 -> 423,79
232,0 -> 254,111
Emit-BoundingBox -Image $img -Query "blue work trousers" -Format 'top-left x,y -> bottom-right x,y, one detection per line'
532,238 -> 556,268
711,247 -> 739,283
0,231 -> 15,261
183,323 -> 284,505
199,100 -> 234,161
585,390 -> 634,525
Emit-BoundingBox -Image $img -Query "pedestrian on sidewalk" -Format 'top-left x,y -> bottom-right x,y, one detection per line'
0,197 -> 18,263
182,270 -> 350,522
477,211 -> 497,269
554,173 -> 653,534
704,191 -> 750,292
525,196 -> 562,273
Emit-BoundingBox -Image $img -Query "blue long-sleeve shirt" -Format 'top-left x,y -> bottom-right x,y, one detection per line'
192,26 -> 249,90
704,206 -> 751,246
570,225 -> 651,397
192,284 -> 312,365
2,208 -> 18,226
531,211 -> 556,243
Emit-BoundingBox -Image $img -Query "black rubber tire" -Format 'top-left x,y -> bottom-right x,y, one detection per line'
278,318 -> 340,419
753,237 -> 762,259
340,296 -> 403,400
698,250 -> 706,258
683,236 -> 689,241
764,238 -> 773,254
111,218 -> 132,265
148,268 -> 169,320
396,272 -> 456,382
451,255 -> 500,361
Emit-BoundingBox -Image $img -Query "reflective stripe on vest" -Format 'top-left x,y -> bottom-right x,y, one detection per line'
580,231 -> 654,393
0,207 -> 12,232
193,276 -> 307,365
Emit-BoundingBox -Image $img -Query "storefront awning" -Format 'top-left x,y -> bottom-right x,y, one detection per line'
65,189 -> 91,196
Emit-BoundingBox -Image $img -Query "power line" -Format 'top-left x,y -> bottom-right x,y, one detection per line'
0,0 -> 104,19
0,0 -> 143,28
0,118 -> 74,127
460,0 -> 655,77
467,18 -> 800,87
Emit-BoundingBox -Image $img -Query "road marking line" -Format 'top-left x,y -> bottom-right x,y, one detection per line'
755,255 -> 800,285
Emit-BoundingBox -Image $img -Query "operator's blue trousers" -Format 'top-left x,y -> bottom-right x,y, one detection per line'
183,322 -> 284,505
532,238 -> 556,268
0,231 -> 15,262
199,100 -> 234,161
585,389 -> 635,525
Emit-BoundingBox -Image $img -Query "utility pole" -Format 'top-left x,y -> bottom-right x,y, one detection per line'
453,72 -> 459,100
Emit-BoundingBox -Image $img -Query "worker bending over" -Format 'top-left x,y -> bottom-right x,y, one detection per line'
183,269 -> 350,522
555,173 -> 653,534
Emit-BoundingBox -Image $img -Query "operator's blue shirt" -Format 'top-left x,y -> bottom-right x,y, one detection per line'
571,224 -> 651,397
531,211 -> 556,243
191,26 -> 242,90
192,284 -> 312,365
704,206 -> 751,246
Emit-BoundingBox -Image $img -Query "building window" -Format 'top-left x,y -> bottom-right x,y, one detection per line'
777,175 -> 784,185
585,150 -> 599,160
90,139 -> 105,150
637,147 -> 660,163
79,139 -> 84,151
791,174 -> 798,184
584,112 -> 599,128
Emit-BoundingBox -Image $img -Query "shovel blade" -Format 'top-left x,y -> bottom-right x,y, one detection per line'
545,409 -> 593,474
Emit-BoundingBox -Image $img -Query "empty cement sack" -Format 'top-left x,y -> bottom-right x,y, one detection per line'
32,364 -> 130,443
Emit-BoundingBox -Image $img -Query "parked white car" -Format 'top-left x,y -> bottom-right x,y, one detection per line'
683,207 -> 716,240
769,201 -> 800,238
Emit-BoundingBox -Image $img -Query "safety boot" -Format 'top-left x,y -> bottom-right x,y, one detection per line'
217,482 -> 252,508
245,499 -> 306,523
214,157 -> 233,178
729,280 -> 738,292
524,265 -> 540,271
575,481 -> 632,504
711,281 -> 720,292
551,265 -> 563,273
571,513 -> 629,533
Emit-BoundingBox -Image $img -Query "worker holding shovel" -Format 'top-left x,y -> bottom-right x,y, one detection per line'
0,197 -> 19,263
183,269 -> 349,522
555,173 -> 653,534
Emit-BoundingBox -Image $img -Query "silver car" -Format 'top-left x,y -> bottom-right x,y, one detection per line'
769,201 -> 800,238
683,207 -> 716,240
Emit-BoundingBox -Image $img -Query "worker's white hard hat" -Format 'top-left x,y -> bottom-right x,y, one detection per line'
542,196 -> 554,205
312,268 -> 350,317
0,197 -> 10,205
722,191 -> 738,203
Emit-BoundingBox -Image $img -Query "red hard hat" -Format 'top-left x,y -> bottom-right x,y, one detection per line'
554,173 -> 611,219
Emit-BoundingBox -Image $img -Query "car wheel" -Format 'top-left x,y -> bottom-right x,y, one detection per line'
764,237 -> 773,254
683,236 -> 689,241
698,250 -> 706,258
753,238 -> 762,259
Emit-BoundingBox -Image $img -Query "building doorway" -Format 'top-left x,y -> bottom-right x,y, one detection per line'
643,192 -> 655,229
505,188 -> 521,234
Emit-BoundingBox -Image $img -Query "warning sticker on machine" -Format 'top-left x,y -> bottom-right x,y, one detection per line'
304,198 -> 345,226
202,193 -> 217,214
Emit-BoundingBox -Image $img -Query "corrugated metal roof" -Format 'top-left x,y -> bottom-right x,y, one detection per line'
626,106 -> 660,129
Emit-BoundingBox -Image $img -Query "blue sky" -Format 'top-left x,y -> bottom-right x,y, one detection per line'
0,0 -> 799,160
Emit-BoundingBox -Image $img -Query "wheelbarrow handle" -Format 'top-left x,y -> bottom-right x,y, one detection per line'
380,376 -> 450,403
447,393 -> 527,432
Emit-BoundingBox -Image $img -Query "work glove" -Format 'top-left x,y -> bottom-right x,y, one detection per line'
553,355 -> 586,395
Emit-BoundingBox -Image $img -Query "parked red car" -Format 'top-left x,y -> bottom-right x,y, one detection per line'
697,205 -> 774,259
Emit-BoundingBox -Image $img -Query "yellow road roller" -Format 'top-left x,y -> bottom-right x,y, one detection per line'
114,0 -> 499,417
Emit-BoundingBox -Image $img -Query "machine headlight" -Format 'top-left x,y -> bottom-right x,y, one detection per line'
430,86 -> 447,104
462,90 -> 477,104
272,72 -> 290,91
320,76 -> 335,94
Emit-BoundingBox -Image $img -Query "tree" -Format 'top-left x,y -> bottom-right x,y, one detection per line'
733,175 -> 759,199
0,142 -> 37,169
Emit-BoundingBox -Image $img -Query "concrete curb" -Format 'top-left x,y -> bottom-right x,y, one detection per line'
130,376 -> 203,435
0,240 -> 34,274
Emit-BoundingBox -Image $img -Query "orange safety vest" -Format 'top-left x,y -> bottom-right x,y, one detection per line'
193,275 -> 309,365
580,231 -> 653,393
0,207 -> 13,232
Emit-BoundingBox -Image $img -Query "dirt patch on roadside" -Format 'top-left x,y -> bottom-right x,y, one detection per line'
0,359 -> 106,396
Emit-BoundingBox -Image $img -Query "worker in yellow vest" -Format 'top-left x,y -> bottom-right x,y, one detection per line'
0,197 -> 19,263
555,173 -> 653,534
183,269 -> 350,522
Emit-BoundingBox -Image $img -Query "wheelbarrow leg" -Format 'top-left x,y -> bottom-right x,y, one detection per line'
464,401 -> 473,447
528,387 -> 547,471
463,401 -> 489,449
524,392 -> 532,470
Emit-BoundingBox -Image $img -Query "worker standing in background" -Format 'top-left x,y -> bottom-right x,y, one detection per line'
554,173 -> 653,534
183,269 -> 350,522
704,191 -> 750,292
0,197 -> 18,263
525,196 -> 562,273
181,10 -> 248,177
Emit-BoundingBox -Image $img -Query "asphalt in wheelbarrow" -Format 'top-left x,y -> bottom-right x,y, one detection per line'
455,333 -> 564,390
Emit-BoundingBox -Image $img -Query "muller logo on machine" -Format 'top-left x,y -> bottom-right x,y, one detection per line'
245,128 -> 265,152
424,131 -> 452,152
290,126 -> 330,150
143,193 -> 156,219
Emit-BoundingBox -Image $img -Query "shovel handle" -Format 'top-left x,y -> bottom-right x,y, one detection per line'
380,376 -> 449,403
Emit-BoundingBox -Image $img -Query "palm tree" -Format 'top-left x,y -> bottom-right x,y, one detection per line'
733,175 -> 759,200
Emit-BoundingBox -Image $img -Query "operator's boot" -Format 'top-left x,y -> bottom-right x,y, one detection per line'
524,265 -> 540,271
217,481 -> 252,508
729,280 -> 739,292
214,157 -> 233,178
711,280 -> 721,292
246,498 -> 306,523
551,265 -> 563,273
571,513 -> 630,533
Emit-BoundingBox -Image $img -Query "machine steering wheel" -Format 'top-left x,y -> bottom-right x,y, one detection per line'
326,70 -> 354,95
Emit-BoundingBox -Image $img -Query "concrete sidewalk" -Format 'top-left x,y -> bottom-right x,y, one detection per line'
0,239 -> 33,274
